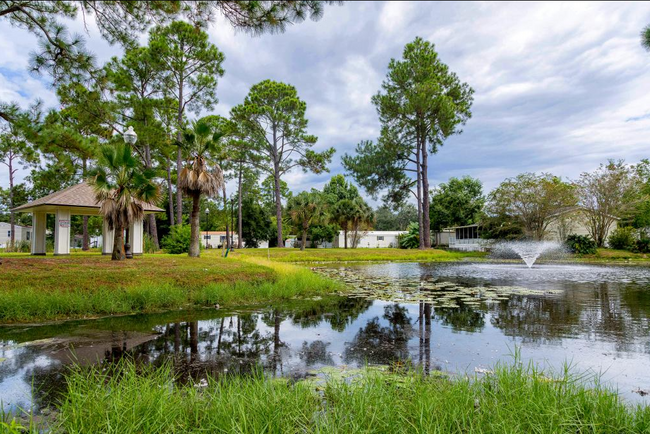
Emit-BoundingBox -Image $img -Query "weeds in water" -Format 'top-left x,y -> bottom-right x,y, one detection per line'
53,358 -> 650,433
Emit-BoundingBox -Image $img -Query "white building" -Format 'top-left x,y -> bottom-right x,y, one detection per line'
447,224 -> 490,251
0,222 -> 32,248
332,230 -> 405,248
200,231 -> 269,249
12,182 -> 163,256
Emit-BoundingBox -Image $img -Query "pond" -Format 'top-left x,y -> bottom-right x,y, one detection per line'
1,261 -> 649,415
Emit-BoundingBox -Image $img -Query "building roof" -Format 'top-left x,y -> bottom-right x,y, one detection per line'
443,223 -> 480,230
12,182 -> 164,214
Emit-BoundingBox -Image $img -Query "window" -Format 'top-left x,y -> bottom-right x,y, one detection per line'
205,235 -> 211,240
377,236 -> 384,241
220,236 -> 225,241
26,232 -> 30,241
7,230 -> 11,237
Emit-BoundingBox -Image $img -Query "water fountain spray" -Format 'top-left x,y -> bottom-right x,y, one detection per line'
491,241 -> 566,268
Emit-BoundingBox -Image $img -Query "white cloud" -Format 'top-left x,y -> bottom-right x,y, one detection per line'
2,1 -> 650,198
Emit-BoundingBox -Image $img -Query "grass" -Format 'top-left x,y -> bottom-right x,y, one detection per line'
0,252 -> 342,324
34,358 -> 650,433
233,247 -> 486,263
578,248 -> 650,262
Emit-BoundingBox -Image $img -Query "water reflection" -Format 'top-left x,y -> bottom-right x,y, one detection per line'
1,262 -> 650,413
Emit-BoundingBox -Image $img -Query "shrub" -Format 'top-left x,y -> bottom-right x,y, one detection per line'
634,237 -> 650,254
143,233 -> 157,254
160,225 -> 193,254
398,222 -> 419,249
608,227 -> 636,250
566,234 -> 597,255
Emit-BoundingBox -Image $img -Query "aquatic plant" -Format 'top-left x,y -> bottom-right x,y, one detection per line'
52,358 -> 650,433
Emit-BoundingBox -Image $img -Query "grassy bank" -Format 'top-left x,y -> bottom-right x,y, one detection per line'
22,360 -> 649,433
0,253 -> 342,324
234,247 -> 486,262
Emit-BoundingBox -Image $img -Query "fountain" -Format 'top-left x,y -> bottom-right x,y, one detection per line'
491,241 -> 566,268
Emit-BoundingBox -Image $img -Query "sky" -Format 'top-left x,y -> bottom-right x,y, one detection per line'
2,1 -> 650,205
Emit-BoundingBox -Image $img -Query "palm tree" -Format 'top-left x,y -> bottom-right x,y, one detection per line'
286,191 -> 327,251
349,197 -> 374,248
331,199 -> 354,249
90,142 -> 160,260
332,197 -> 374,248
180,119 -> 225,257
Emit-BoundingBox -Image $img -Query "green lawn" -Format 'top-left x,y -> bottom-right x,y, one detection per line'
233,247 -> 486,262
0,251 -> 341,323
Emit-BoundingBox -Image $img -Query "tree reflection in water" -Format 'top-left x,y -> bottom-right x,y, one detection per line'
344,304 -> 413,366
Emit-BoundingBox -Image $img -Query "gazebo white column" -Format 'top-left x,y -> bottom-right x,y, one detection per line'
102,219 -> 115,255
31,212 -> 47,255
53,209 -> 71,255
128,219 -> 144,255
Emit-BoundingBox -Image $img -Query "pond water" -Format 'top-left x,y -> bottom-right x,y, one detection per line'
1,261 -> 649,415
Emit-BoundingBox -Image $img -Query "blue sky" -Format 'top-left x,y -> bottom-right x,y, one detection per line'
2,1 -> 650,204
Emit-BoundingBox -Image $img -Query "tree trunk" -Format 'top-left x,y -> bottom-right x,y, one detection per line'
222,185 -> 230,250
112,223 -> 125,260
189,191 -> 201,257
344,229 -> 348,249
237,163 -> 243,249
273,169 -> 284,248
166,158 -> 175,227
8,156 -> 14,250
144,145 -> 159,249
176,145 -> 183,225
176,79 -> 184,226
82,158 -> 89,250
421,138 -> 432,249
416,140 -> 424,250
148,214 -> 159,251
301,227 -> 307,251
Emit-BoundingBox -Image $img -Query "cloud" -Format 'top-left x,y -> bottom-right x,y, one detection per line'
2,2 -> 650,204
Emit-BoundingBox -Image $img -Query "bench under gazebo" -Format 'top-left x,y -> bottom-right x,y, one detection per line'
12,182 -> 164,256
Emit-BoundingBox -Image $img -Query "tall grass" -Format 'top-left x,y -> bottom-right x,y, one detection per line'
54,359 -> 650,434
0,259 -> 342,323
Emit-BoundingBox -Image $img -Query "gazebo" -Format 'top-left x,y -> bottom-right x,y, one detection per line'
12,182 -> 164,256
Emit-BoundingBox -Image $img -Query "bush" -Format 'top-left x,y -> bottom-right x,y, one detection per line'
143,233 -> 157,254
634,237 -> 650,254
566,234 -> 597,255
608,227 -> 636,250
398,222 -> 419,249
160,225 -> 193,254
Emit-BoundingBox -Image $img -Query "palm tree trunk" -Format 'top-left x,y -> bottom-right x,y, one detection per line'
112,223 -> 125,261
189,191 -> 201,257
344,229 -> 348,249
301,228 -> 307,251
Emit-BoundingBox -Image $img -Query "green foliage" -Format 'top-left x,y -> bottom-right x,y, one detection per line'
56,355 -> 650,433
480,214 -> 524,240
308,224 -> 337,247
398,223 -> 420,249
160,225 -> 192,254
322,174 -> 359,205
577,160 -> 643,247
241,198 -> 272,248
286,191 -> 328,250
566,234 -> 598,255
231,79 -> 334,245
608,227 -> 637,251
634,237 -> 650,254
374,204 -> 417,231
144,233 -> 158,254
487,172 -> 576,241
430,176 -> 485,231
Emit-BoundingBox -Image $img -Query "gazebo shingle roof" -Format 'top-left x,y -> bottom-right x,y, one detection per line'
12,182 -> 164,213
